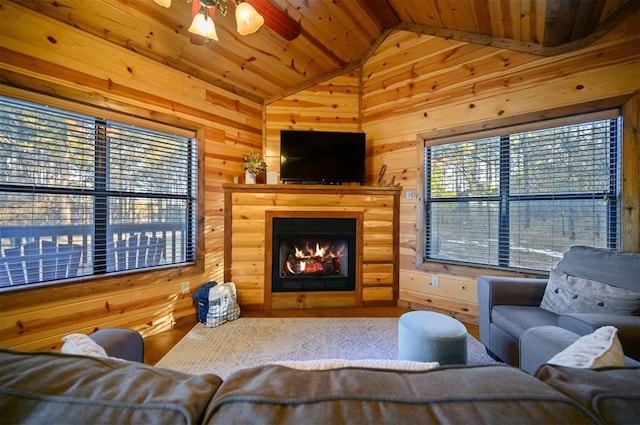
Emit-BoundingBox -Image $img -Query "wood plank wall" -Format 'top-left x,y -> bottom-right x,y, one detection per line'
0,1 -> 262,351
264,70 -> 362,177
0,1 -> 638,350
361,9 -> 640,321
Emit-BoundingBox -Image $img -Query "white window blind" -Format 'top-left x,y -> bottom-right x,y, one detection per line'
425,113 -> 619,272
0,96 -> 197,288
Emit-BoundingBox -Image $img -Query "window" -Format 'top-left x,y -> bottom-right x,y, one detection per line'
424,112 -> 620,272
0,96 -> 197,288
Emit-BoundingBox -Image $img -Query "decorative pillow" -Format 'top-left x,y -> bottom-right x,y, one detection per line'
546,326 -> 625,368
272,358 -> 440,371
540,268 -> 640,315
61,333 -> 108,357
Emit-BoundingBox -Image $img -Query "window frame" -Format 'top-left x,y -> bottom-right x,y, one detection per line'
415,108 -> 622,277
0,93 -> 204,291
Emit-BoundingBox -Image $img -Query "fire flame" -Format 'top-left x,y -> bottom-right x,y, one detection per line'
293,242 -> 343,259
285,240 -> 345,275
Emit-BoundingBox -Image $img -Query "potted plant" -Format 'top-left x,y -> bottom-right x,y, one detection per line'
242,152 -> 267,184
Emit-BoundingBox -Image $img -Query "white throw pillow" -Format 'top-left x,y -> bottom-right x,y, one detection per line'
272,358 -> 439,371
546,326 -> 624,368
61,333 -> 108,357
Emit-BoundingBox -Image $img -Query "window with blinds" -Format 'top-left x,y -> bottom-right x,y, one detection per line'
0,96 -> 197,289
425,112 -> 620,272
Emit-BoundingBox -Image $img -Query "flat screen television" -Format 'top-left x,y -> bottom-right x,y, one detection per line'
280,130 -> 366,184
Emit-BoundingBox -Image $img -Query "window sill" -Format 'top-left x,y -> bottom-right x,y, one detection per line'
416,259 -> 548,280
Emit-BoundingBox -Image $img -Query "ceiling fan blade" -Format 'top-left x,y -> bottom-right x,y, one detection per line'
245,0 -> 301,41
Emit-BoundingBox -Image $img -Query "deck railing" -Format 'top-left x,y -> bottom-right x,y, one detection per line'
0,223 -> 185,287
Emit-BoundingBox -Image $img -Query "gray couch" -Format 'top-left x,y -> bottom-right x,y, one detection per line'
1,345 -> 639,424
478,246 -> 640,368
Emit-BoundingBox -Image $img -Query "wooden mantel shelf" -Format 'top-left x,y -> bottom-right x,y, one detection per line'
223,184 -> 401,310
222,183 -> 402,196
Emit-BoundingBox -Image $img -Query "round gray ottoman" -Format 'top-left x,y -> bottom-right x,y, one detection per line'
398,311 -> 468,365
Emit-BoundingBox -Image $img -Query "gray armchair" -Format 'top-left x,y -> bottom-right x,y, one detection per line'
477,246 -> 640,367
89,328 -> 144,363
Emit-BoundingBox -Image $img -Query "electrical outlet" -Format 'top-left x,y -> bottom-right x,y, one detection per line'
431,276 -> 439,287
181,282 -> 190,294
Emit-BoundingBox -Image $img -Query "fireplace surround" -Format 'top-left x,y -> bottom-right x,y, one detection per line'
223,184 -> 400,310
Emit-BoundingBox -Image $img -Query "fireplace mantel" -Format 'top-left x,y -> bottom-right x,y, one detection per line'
222,183 -> 403,196
223,184 -> 401,310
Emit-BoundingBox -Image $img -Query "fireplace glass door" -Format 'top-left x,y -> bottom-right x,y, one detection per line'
272,218 -> 356,292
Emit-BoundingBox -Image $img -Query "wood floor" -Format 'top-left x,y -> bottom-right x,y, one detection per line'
143,307 -> 480,365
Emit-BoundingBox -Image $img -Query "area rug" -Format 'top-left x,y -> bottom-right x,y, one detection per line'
155,317 -> 499,378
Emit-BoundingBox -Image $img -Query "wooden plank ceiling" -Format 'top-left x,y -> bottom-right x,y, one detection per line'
12,0 -> 637,104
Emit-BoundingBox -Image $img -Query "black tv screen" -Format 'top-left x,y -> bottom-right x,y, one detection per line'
280,130 -> 366,184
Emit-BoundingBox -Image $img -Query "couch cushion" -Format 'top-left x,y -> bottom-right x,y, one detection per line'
273,358 -> 440,371
203,364 -> 597,424
0,349 -> 222,425
492,305 -> 559,340
536,364 -> 640,424
554,246 -> 640,292
540,269 -> 640,315
546,326 -> 625,369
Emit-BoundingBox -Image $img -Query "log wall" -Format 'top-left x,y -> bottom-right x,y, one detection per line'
361,10 -> 640,322
0,2 -> 261,350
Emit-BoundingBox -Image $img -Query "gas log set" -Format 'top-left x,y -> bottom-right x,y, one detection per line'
271,217 -> 356,293
283,240 -> 346,276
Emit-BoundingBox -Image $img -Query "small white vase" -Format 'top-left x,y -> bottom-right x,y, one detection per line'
245,171 -> 257,184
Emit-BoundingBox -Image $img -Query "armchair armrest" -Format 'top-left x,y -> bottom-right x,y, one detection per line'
477,276 -> 548,307
477,276 -> 548,346
90,328 -> 144,363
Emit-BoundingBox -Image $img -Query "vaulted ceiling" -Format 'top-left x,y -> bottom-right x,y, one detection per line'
14,0 -> 637,104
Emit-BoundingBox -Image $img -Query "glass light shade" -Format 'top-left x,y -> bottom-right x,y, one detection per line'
188,13 -> 218,40
235,2 -> 265,35
153,0 -> 171,7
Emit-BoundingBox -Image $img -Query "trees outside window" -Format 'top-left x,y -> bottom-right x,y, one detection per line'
425,114 -> 619,272
0,96 -> 197,288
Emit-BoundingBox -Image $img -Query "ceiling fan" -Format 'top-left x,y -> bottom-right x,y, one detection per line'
154,0 -> 301,44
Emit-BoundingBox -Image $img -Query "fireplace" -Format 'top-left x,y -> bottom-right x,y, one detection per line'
271,217 -> 357,292
225,185 -> 400,310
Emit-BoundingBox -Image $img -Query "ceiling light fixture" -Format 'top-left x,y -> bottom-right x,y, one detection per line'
235,0 -> 265,35
152,0 -> 264,41
188,4 -> 219,40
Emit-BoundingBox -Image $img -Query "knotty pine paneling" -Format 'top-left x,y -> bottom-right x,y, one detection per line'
1,0 -> 638,347
264,70 -> 361,181
362,9 -> 640,319
10,0 -> 635,102
0,4 -> 262,351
